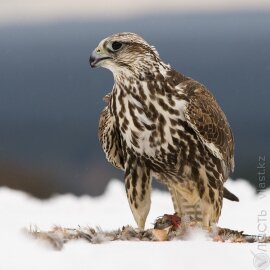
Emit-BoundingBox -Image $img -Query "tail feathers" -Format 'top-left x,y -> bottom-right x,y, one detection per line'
223,187 -> 239,202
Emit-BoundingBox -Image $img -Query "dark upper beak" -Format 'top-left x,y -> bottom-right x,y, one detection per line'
89,50 -> 111,68
89,53 -> 97,68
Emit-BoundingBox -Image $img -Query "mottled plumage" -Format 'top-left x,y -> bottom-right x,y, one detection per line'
90,32 -> 238,229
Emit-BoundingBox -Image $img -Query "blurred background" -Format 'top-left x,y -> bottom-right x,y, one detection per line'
0,0 -> 269,198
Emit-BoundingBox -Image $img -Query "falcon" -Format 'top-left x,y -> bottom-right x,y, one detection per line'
89,32 -> 238,229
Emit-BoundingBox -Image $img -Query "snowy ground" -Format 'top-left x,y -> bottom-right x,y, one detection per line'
0,179 -> 269,270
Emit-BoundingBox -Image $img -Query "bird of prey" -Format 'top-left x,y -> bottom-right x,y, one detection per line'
90,32 -> 238,230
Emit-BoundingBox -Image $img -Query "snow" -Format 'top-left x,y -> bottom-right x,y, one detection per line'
0,179 -> 269,270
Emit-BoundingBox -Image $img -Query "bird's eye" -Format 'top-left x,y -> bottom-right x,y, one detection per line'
111,41 -> 123,51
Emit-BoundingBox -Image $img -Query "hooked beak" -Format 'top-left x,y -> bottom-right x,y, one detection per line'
89,49 -> 112,68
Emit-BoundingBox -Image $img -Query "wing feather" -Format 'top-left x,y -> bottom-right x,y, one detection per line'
182,80 -> 234,177
99,99 -> 124,170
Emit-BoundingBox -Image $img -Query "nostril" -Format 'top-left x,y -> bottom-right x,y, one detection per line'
96,49 -> 100,53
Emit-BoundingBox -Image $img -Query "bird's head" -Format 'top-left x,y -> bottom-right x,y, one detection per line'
89,32 -> 160,76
